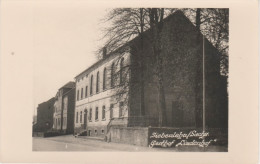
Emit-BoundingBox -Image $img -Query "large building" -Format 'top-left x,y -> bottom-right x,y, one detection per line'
74,49 -> 130,136
52,81 -> 76,134
33,97 -> 55,133
74,10 -> 228,143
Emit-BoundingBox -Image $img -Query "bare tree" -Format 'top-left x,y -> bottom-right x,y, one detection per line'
98,8 -> 150,120
99,8 -> 229,128
181,8 -> 229,76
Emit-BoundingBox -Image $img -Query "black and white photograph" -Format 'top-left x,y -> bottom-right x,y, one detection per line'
1,0 -> 259,163
32,7 -> 229,152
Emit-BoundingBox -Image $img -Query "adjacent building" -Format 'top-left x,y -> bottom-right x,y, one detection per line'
52,81 -> 76,134
73,10 -> 228,141
33,97 -> 55,133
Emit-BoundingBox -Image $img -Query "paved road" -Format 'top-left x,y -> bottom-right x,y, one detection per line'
33,135 -> 159,151
33,135 -> 227,152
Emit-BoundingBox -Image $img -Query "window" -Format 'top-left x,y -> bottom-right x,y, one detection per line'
85,86 -> 88,98
63,117 -> 67,126
119,102 -> 124,117
120,57 -> 124,84
102,106 -> 106,120
96,71 -> 100,93
95,130 -> 97,135
81,88 -> 83,99
89,108 -> 92,121
90,75 -> 93,95
110,104 -> 114,119
101,129 -> 104,134
95,107 -> 99,120
76,112 -> 78,123
80,111 -> 82,123
103,68 -> 107,90
111,63 -> 115,87
77,90 -> 79,101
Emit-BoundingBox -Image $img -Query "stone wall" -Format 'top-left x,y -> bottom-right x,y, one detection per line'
109,127 -> 149,147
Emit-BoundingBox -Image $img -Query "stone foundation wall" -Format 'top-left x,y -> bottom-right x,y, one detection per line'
109,127 -> 149,147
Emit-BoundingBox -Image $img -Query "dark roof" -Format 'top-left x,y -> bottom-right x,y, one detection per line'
74,10 -> 216,79
63,87 -> 75,96
38,97 -> 55,107
60,81 -> 75,89
74,46 -> 127,79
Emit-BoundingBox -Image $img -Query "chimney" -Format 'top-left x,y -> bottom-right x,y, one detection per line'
102,47 -> 107,59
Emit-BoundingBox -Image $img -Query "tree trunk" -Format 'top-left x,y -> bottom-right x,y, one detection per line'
140,8 -> 145,116
149,8 -> 167,127
157,49 -> 167,127
196,8 -> 201,31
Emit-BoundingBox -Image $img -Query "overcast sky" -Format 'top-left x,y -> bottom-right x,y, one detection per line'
31,3 -> 108,114
1,2 -> 108,115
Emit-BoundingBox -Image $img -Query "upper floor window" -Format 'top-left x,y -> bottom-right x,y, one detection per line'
120,57 -> 125,84
77,90 -> 79,101
90,75 -> 93,95
81,88 -> 83,99
102,105 -> 106,120
111,63 -> 115,87
85,86 -> 88,98
95,107 -> 99,121
103,68 -> 107,90
96,71 -> 100,93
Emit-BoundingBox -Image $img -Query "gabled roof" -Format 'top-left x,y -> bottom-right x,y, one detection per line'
60,81 -> 75,90
74,10 -> 218,79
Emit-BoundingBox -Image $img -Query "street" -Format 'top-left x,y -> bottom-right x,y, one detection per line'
33,135 -> 160,151
33,135 -> 227,152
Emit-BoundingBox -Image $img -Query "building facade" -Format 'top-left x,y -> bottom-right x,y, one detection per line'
53,81 -> 75,134
33,97 -> 55,133
74,51 -> 130,137
74,10 -> 228,139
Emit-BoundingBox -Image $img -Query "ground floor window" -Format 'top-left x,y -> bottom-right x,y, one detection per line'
89,108 -> 92,121
95,107 -> 99,121
80,111 -> 82,123
110,104 -> 114,119
119,102 -> 124,117
63,117 -> 67,127
102,106 -> 106,120
76,112 -> 78,123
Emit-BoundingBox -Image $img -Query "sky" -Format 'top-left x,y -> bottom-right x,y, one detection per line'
31,2 -> 108,114
1,1 -> 109,115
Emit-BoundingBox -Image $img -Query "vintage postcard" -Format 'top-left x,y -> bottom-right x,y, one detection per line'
0,0 -> 258,163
